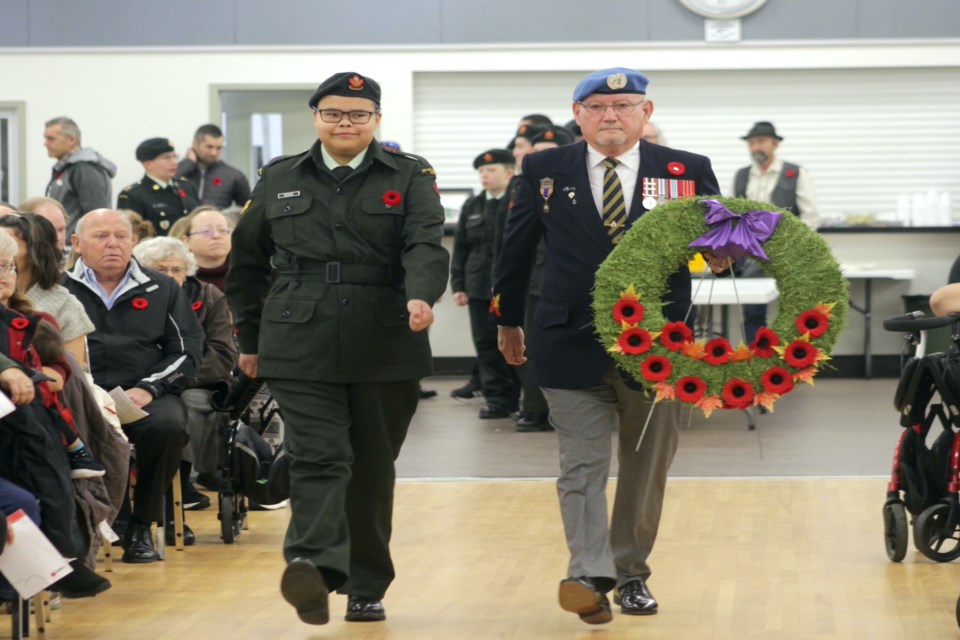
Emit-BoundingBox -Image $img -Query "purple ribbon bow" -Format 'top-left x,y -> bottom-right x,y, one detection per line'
688,199 -> 782,261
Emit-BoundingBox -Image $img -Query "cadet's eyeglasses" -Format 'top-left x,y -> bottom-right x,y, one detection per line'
313,108 -> 380,124
189,227 -> 232,239
0,263 -> 17,276
577,101 -> 645,117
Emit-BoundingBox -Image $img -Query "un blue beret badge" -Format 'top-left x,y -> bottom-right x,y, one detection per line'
606,73 -> 628,90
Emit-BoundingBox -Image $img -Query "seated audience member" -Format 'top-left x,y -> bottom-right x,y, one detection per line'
0,213 -> 95,366
63,209 -> 203,563
169,206 -> 232,292
931,282 -> 960,317
18,197 -> 69,257
133,236 -> 239,514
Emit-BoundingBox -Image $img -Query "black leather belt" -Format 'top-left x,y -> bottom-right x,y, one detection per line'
275,261 -> 394,286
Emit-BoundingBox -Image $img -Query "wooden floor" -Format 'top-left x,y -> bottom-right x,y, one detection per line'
10,378 -> 960,639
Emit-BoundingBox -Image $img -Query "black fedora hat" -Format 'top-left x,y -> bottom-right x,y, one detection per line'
740,121 -> 783,141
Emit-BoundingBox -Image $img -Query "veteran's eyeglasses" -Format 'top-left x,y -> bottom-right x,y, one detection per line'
577,101 -> 645,117
152,265 -> 186,276
189,227 -> 232,239
312,108 -> 380,124
0,263 -> 17,276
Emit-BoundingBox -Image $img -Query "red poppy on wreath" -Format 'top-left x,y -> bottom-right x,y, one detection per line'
191,300 -> 203,312
659,321 -> 694,352
640,355 -> 672,382
667,162 -> 685,176
382,191 -> 402,207
212,177 -> 222,187
489,294 -> 502,318
703,337 -> 733,365
784,169 -> 798,178
795,309 -> 829,338
178,189 -> 187,198
617,327 -> 652,355
613,297 -> 644,325
132,297 -> 149,310
760,366 -> 794,395
675,376 -> 707,403
722,378 -> 755,409
10,318 -> 29,330
749,327 -> 780,358
783,340 -> 818,368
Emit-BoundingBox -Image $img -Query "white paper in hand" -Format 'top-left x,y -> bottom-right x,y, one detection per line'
0,509 -> 73,599
0,390 -> 15,420
108,386 -> 149,424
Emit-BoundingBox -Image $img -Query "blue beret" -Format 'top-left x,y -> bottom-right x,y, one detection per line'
572,68 -> 649,102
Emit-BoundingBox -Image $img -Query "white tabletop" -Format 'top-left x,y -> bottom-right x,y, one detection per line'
840,265 -> 916,280
690,277 -> 779,305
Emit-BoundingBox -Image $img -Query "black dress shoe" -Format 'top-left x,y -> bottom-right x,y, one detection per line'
558,577 -> 613,625
51,560 -> 112,598
121,522 -> 160,563
280,558 -> 330,625
617,578 -> 658,615
165,522 -> 196,546
450,380 -> 482,399
418,387 -> 438,399
479,404 -> 511,419
515,412 -> 552,432
183,484 -> 212,511
345,595 -> 386,622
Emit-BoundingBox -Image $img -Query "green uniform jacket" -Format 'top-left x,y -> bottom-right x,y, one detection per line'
226,140 -> 450,383
449,192 -> 498,300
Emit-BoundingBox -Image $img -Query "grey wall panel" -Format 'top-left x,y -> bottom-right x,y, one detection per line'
234,0 -> 443,45
26,0 -> 236,47
0,0 -> 29,47
742,0 -> 857,40
858,0 -> 960,38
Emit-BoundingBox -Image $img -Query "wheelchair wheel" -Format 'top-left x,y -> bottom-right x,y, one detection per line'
219,492 -> 244,544
883,501 -> 909,562
914,502 -> 960,562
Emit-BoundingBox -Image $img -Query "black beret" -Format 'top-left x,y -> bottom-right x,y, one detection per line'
513,124 -> 547,143
531,125 -> 575,147
309,72 -> 381,109
473,148 -> 514,169
136,138 -> 174,162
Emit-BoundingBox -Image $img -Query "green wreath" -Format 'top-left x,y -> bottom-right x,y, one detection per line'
592,196 -> 848,415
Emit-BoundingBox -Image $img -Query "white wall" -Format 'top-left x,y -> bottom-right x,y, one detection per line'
2,40 -> 959,358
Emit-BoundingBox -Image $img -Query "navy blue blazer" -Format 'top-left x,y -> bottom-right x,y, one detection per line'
493,139 -> 721,389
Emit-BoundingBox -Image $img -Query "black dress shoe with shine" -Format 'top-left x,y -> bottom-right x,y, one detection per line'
280,558 -> 330,625
479,404 -> 511,419
617,578 -> 658,615
345,595 -> 386,622
51,560 -> 112,598
558,577 -> 613,625
121,522 -> 160,563
515,412 -> 552,432
165,522 -> 196,546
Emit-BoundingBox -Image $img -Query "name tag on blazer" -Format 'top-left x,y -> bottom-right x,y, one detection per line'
640,177 -> 696,209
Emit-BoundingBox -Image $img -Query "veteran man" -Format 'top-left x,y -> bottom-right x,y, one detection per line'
118,138 -> 200,234
495,68 -> 720,624
226,72 -> 449,626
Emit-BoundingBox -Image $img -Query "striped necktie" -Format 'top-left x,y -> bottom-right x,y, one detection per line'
601,158 -> 627,244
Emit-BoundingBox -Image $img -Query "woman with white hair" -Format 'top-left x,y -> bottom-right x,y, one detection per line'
133,237 -> 238,526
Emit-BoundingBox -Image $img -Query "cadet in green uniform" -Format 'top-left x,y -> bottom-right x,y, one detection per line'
226,72 -> 449,626
118,138 -> 199,235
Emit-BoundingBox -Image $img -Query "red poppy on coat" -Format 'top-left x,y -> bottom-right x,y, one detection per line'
795,309 -> 829,338
676,376 -> 707,403
382,191 -> 402,207
178,189 -> 187,198
785,169 -> 797,178
10,318 -> 29,330
618,327 -> 653,355
660,321 -> 694,352
667,162 -> 685,176
640,356 -> 672,382
612,298 -> 644,325
703,337 -> 733,365
760,367 -> 794,395
132,298 -> 149,310
783,340 -> 818,368
191,300 -> 203,312
749,327 -> 780,358
722,378 -> 755,409
212,177 -> 222,187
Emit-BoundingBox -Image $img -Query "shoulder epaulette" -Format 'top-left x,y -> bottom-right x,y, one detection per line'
257,153 -> 298,176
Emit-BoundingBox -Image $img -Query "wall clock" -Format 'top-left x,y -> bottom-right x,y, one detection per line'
677,0 -> 769,19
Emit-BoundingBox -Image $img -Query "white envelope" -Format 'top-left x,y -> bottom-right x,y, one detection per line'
0,509 -> 73,599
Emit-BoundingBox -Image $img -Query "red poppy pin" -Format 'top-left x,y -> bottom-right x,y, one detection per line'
382,191 -> 402,208
132,297 -> 149,310
10,318 -> 29,330
785,169 -> 797,178
667,162 -> 685,176
178,189 -> 187,198
191,300 -> 203,312
212,177 -> 222,187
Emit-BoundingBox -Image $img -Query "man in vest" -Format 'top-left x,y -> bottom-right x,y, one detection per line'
732,121 -> 821,341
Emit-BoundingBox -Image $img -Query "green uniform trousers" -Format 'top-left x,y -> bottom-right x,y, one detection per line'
268,377 -> 418,599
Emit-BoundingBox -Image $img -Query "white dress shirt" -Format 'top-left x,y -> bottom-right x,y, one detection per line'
586,142 -> 640,219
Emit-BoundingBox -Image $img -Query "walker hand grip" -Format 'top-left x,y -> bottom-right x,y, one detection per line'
882,311 -> 959,332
